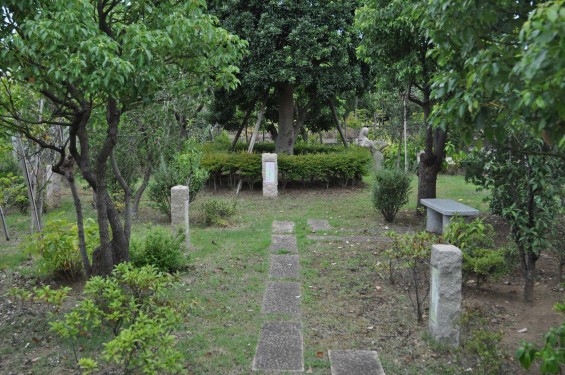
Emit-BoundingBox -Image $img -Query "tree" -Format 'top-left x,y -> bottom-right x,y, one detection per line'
0,0 -> 246,276
356,0 -> 447,210
422,0 -> 565,302
210,0 -> 366,154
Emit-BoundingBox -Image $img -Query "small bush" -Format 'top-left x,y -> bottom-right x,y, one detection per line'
148,139 -> 208,218
444,217 -> 510,286
23,217 -> 99,280
49,263 -> 185,374
372,169 -> 411,222
130,226 -> 187,273
201,199 -> 238,226
0,172 -> 29,213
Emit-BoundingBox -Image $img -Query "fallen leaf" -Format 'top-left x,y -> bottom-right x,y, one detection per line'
316,351 -> 324,358
518,328 -> 528,333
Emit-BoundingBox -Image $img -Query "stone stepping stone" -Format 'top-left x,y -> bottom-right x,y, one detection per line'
306,235 -> 390,243
270,234 -> 298,253
252,321 -> 304,372
329,350 -> 385,375
272,220 -> 295,234
269,255 -> 300,279
262,281 -> 301,316
307,219 -> 332,232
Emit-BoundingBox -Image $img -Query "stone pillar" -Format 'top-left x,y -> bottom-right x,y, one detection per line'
45,165 -> 63,210
170,185 -> 190,249
262,153 -> 278,197
429,244 -> 462,347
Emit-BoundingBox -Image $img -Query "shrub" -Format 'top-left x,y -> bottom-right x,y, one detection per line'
130,226 -> 187,273
443,217 -> 509,286
148,139 -> 208,219
49,263 -> 185,374
202,147 -> 371,189
201,199 -> 238,226
0,172 -> 29,213
372,168 -> 411,222
23,217 -> 99,280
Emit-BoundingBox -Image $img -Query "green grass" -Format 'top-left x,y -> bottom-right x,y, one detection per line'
0,173 -> 492,374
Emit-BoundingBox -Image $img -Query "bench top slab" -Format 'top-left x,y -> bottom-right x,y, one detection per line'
420,198 -> 479,216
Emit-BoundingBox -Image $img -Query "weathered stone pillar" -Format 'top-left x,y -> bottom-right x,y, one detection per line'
170,185 -> 190,249
262,153 -> 278,197
429,244 -> 462,347
45,165 -> 63,210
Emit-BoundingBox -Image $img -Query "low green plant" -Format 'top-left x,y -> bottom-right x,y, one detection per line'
380,231 -> 438,322
201,198 -> 238,226
49,263 -> 185,374
0,172 -> 29,213
372,168 -> 411,222
148,139 -> 208,218
130,226 -> 187,273
23,217 -> 99,280
460,307 -> 504,374
443,217 -> 509,287
6,285 -> 71,312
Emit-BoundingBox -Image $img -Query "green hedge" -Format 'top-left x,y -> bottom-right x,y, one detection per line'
202,147 -> 371,189
232,142 -> 346,155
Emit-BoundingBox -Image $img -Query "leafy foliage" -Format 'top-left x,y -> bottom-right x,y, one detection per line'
203,147 -> 371,189
0,172 -> 28,213
379,231 -> 438,322
372,168 -> 411,222
23,217 -> 99,280
148,140 -> 208,218
130,227 -> 187,273
49,263 -> 185,374
201,199 -> 238,227
517,300 -> 565,374
443,217 -> 510,287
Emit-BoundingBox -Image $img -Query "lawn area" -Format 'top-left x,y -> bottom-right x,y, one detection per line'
3,173 -> 556,375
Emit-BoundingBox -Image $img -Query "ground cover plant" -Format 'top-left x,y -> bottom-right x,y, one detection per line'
0,174 -> 563,374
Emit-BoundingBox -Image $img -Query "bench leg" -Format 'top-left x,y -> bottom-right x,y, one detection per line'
442,215 -> 453,233
426,208 -> 443,234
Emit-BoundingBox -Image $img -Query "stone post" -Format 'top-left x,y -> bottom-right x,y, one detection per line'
429,244 -> 462,347
45,165 -> 63,210
171,185 -> 190,249
262,153 -> 278,197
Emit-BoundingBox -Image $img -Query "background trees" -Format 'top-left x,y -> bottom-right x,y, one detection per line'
0,0 -> 246,276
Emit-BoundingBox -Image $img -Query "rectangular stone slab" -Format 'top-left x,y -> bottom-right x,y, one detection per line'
269,255 -> 300,279
272,220 -> 295,234
419,199 -> 479,216
307,219 -> 332,232
329,350 -> 385,375
252,321 -> 304,372
262,281 -> 301,316
269,234 -> 298,254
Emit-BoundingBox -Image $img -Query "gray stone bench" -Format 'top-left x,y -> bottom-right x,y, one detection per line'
420,199 -> 479,234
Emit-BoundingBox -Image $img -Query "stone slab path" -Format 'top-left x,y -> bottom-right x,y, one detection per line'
262,281 -> 301,316
269,255 -> 300,279
252,322 -> 304,372
253,221 -> 304,372
307,219 -> 332,232
270,234 -> 298,253
329,350 -> 385,375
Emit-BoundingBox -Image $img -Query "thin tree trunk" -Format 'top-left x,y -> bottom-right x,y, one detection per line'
403,93 -> 408,173
132,165 -> 152,217
329,100 -> 348,148
66,170 -> 91,277
0,206 -> 9,241
231,103 -> 255,151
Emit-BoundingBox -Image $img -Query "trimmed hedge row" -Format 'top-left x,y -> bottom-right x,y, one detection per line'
202,147 -> 371,189
232,142 -> 347,155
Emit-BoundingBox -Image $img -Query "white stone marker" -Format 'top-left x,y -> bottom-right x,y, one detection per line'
429,244 -> 462,347
262,153 -> 278,197
171,185 -> 190,249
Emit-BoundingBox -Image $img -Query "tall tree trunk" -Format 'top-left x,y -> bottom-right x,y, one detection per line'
275,83 -> 295,154
520,246 -> 537,303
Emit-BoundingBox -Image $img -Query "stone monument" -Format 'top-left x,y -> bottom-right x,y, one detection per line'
262,153 -> 278,197
429,244 -> 462,347
357,127 -> 388,169
170,185 -> 190,249
45,165 -> 63,209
